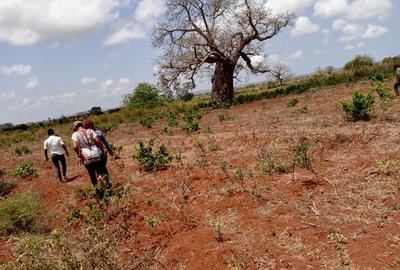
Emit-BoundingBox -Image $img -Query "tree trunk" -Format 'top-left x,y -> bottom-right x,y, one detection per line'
211,62 -> 235,104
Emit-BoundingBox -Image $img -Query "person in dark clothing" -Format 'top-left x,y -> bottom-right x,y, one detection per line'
83,120 -> 114,172
44,128 -> 69,182
71,121 -> 107,188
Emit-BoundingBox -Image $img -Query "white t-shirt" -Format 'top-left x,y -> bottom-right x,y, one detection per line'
71,129 -> 98,149
44,135 -> 65,156
396,67 -> 400,76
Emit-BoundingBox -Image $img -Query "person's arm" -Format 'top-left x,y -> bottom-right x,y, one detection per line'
97,131 -> 113,156
44,149 -> 49,161
44,140 -> 49,161
72,138 -> 84,161
62,144 -> 70,158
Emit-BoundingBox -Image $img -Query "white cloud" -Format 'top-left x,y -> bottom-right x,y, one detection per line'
81,77 -> 96,85
0,64 -> 31,76
0,0 -> 120,46
0,91 -> 15,103
265,0 -> 314,14
332,19 -> 362,43
291,16 -> 320,37
290,50 -> 303,59
344,42 -> 365,50
119,78 -> 131,84
101,79 -> 114,87
103,24 -> 146,46
134,0 -> 166,23
362,24 -> 388,38
313,0 -> 393,20
25,76 -> 40,89
347,0 -> 393,20
313,0 -> 348,18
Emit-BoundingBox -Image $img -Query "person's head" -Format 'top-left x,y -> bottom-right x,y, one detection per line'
73,120 -> 83,132
47,128 -> 54,136
83,119 -> 95,130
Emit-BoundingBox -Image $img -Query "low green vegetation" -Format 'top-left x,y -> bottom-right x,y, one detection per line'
287,98 -> 299,107
0,191 -> 42,235
0,180 -> 16,197
133,138 -> 173,171
183,108 -> 202,133
12,162 -> 37,178
14,146 -> 32,156
257,149 -> 290,174
340,91 -> 375,121
139,115 -> 156,128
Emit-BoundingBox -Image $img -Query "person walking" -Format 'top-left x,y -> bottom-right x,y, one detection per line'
395,65 -> 400,96
44,128 -> 69,182
71,121 -> 108,190
83,119 -> 114,167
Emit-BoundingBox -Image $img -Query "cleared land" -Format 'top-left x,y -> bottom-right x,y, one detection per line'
1,79 -> 400,269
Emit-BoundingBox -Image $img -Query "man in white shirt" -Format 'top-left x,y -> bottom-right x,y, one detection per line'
44,128 -> 69,182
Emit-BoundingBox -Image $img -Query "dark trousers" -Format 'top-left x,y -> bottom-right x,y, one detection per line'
51,154 -> 66,181
84,160 -> 108,187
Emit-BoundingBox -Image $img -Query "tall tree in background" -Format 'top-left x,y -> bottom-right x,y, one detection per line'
269,63 -> 293,85
153,0 -> 294,104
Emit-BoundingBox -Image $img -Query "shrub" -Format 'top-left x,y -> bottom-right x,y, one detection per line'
12,162 -> 37,178
167,112 -> 178,127
293,138 -> 314,172
14,146 -> 32,156
257,149 -> 290,174
133,138 -> 173,171
340,91 -> 374,121
110,144 -> 123,159
371,72 -> 387,82
299,106 -> 309,114
0,191 -> 42,234
183,108 -> 202,133
344,55 -> 374,71
139,115 -> 156,128
122,83 -> 160,109
373,83 -> 394,100
287,98 -> 299,107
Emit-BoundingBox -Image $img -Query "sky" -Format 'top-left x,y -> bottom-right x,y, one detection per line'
0,0 -> 399,124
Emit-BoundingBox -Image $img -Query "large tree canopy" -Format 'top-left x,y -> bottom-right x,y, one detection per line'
153,0 -> 295,104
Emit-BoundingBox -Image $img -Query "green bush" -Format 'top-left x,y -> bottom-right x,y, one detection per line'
340,91 -> 374,121
133,138 -> 173,171
12,162 -> 37,178
293,138 -> 314,172
139,115 -> 156,128
14,146 -> 32,156
167,112 -> 178,127
257,149 -> 290,174
287,98 -> 299,107
183,109 -> 202,133
0,192 -> 42,234
373,83 -> 394,100
122,83 -> 160,109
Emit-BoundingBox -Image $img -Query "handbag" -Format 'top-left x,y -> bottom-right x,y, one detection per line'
78,130 -> 101,165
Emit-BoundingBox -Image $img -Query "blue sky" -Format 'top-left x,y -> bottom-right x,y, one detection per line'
0,0 -> 399,124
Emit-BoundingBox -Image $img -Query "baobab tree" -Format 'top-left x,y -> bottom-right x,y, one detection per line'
269,63 -> 293,85
153,0 -> 295,104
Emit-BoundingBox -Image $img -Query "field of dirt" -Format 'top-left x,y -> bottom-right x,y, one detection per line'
1,80 -> 400,269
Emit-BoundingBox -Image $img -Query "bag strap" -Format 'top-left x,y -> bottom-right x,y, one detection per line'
78,130 -> 94,147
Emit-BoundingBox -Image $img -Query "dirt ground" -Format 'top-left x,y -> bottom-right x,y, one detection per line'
1,80 -> 400,269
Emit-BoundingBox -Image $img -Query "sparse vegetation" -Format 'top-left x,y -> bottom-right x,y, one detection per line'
0,180 -> 16,197
133,138 -> 173,171
183,108 -> 201,133
139,115 -> 156,128
257,149 -> 290,174
14,146 -> 32,156
287,98 -> 299,107
0,192 -> 43,235
12,162 -> 37,178
340,91 -> 374,121
292,138 -> 314,173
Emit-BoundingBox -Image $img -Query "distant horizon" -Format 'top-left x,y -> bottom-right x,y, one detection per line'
1,0 -> 399,124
